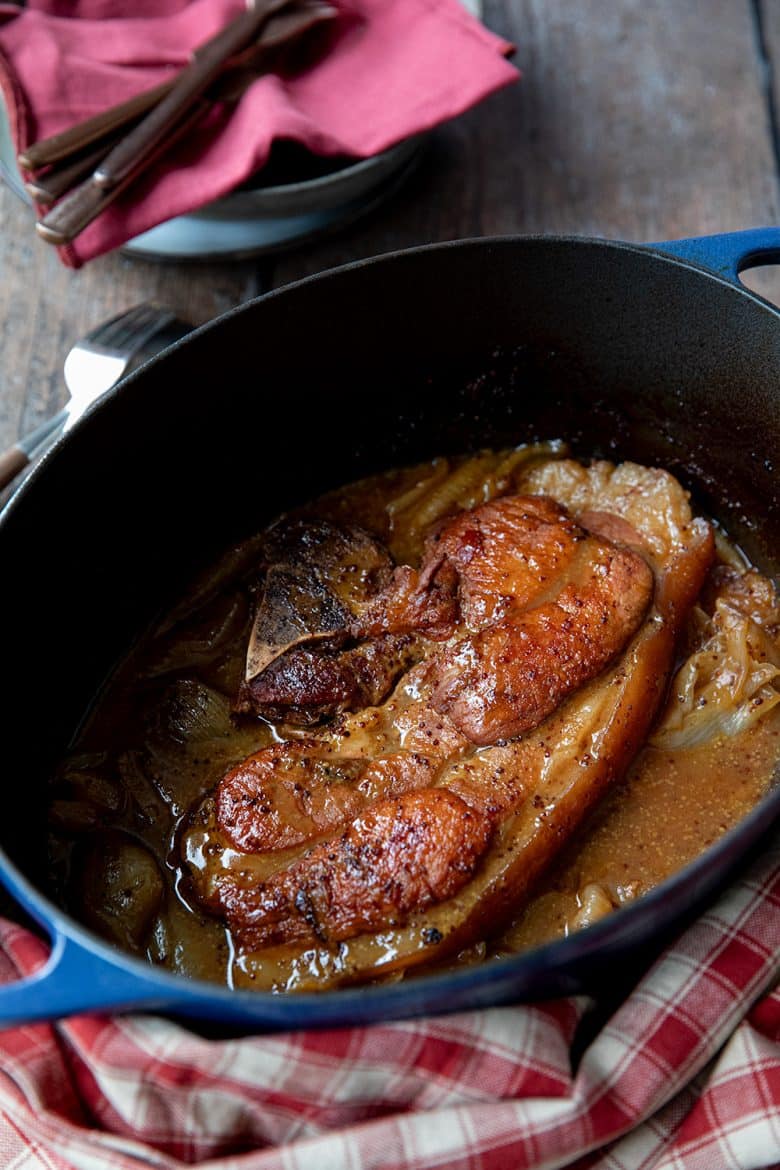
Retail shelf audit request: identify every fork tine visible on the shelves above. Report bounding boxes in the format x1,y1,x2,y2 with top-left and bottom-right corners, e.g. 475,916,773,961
113,307,179,354
87,304,163,351
62,303,192,402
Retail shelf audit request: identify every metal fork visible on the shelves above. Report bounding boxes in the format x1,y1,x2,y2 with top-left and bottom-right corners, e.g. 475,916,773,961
0,303,193,492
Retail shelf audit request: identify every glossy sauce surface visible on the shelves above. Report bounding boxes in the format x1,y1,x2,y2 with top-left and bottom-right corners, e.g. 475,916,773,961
47,445,779,990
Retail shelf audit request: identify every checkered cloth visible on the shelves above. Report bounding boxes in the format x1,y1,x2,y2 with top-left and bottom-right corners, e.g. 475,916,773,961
0,836,777,1170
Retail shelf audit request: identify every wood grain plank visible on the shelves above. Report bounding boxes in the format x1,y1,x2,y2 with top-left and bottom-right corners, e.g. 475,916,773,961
0,190,270,448
272,0,780,290
757,0,780,157
747,0,780,305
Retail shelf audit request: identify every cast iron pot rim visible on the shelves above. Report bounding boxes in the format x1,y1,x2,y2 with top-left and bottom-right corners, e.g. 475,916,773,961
10,230,779,504
2,231,779,1018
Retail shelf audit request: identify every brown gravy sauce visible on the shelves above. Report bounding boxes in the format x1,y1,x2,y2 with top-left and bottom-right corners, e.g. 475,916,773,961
47,446,779,990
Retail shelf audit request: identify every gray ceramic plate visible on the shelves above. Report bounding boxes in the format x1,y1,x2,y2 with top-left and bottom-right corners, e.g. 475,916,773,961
121,137,425,261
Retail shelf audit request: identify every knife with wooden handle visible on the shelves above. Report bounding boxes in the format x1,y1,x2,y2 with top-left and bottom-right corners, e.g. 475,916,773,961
35,1,337,245
18,0,305,175
26,142,117,205
93,0,294,191
18,80,175,173
20,1,293,174
0,413,65,492
24,3,326,203
35,102,210,245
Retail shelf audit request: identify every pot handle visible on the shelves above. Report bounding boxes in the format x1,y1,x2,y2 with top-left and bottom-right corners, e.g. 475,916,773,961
0,927,169,1028
650,227,780,284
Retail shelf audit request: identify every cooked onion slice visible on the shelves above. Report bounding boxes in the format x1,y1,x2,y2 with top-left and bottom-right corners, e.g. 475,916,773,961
652,599,780,749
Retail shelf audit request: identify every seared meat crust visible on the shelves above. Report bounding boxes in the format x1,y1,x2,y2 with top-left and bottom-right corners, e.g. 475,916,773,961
218,789,493,949
238,520,410,721
240,496,652,739
217,742,437,853
423,494,587,630
355,495,654,745
352,495,584,639
429,540,653,744
242,634,417,726
349,562,459,641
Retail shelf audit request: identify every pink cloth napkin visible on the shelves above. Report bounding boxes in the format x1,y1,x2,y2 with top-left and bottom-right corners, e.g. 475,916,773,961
0,837,777,1169
0,0,518,267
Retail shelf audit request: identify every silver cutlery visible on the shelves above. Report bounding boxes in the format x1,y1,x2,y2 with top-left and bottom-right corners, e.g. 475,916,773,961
0,303,193,492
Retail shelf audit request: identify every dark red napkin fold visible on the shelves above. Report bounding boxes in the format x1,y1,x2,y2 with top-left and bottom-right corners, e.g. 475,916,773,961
0,0,518,266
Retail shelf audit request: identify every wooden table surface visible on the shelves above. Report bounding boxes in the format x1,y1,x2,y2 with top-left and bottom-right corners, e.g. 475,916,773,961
1,0,780,457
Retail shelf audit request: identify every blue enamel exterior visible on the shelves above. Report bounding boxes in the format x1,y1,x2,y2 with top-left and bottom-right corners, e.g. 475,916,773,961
652,227,780,282
1,227,779,1031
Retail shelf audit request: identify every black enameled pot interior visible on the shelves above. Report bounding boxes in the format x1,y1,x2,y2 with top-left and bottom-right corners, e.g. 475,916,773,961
1,236,778,1001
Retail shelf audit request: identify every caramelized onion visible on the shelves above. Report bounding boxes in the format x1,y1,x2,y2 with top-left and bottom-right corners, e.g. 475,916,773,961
652,600,780,749
388,442,567,563
144,595,248,680
76,832,163,953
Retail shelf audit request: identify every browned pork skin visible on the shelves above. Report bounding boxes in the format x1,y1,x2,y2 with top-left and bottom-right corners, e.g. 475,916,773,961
352,494,586,638
429,540,654,744
217,743,438,853
216,788,493,949
353,496,653,745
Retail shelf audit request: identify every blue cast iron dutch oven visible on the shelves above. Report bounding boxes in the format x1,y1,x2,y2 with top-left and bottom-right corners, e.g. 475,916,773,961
0,228,778,1031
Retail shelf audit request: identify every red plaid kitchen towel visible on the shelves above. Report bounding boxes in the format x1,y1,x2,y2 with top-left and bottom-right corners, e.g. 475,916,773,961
0,834,777,1169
